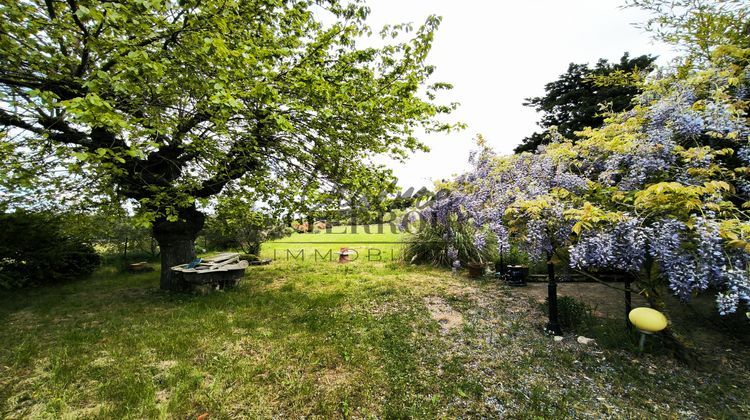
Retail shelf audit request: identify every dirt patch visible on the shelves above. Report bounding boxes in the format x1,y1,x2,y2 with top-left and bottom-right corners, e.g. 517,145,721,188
522,282,648,319
155,360,178,371
402,272,477,297
316,366,350,387
424,296,464,333
156,389,169,404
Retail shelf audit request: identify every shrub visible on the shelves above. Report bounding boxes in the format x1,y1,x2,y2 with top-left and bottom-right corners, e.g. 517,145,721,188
542,296,595,331
238,253,259,262
203,201,293,254
495,245,530,268
202,217,241,250
0,212,101,288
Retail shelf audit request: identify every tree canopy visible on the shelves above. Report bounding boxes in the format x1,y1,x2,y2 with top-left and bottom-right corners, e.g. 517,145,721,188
515,53,656,153
0,0,457,289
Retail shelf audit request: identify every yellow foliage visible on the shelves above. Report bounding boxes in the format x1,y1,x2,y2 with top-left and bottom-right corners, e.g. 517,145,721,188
563,201,625,235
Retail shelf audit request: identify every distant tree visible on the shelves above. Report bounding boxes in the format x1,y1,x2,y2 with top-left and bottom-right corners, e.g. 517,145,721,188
207,195,288,256
390,186,432,210
0,0,458,290
100,210,157,263
515,53,656,153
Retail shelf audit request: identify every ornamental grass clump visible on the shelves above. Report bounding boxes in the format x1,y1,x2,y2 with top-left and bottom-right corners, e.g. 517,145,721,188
403,217,495,268
402,192,496,267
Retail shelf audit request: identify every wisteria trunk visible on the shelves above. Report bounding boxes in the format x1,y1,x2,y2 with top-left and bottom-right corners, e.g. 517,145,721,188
645,286,699,366
546,251,562,335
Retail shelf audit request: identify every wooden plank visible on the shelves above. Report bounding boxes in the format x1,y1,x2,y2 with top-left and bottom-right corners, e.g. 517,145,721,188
204,253,239,263
209,256,240,270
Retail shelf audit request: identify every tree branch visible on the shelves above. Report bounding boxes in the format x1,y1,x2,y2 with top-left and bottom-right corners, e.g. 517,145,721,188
0,109,44,134
0,76,84,100
65,0,89,38
194,153,262,198
99,13,190,73
44,0,57,19
0,108,91,146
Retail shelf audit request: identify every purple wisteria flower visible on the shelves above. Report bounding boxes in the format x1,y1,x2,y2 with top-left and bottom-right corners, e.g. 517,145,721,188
570,214,750,314
447,246,458,262
409,71,750,316
473,232,487,251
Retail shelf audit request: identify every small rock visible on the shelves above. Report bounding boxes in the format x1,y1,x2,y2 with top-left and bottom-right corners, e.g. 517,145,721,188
553,336,564,342
577,336,595,345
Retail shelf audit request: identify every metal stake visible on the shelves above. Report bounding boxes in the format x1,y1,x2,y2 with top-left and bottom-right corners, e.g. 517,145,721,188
638,332,647,353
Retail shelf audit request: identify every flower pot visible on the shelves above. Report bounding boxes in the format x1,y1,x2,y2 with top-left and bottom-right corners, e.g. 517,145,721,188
506,265,528,286
467,262,485,278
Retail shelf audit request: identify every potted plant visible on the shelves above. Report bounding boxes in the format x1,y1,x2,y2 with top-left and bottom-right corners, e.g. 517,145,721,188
467,260,486,278
498,246,529,285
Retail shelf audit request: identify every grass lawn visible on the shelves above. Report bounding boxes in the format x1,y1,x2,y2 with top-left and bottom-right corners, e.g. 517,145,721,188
1,226,749,418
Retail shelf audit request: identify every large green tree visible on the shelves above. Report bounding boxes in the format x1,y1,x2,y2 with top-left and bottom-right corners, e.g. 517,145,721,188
515,53,656,153
0,0,456,289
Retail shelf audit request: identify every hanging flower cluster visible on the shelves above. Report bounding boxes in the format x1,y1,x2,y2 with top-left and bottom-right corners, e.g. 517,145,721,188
569,217,648,272
564,58,750,314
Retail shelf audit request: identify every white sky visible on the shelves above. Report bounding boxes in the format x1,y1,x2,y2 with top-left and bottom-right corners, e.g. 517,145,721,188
364,0,678,189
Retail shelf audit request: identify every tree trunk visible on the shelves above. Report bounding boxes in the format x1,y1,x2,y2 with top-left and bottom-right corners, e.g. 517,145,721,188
644,286,700,366
152,207,206,291
306,214,314,232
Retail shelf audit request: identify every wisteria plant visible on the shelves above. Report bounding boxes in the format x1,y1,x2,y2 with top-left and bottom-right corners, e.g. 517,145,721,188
413,55,750,319
405,0,750,321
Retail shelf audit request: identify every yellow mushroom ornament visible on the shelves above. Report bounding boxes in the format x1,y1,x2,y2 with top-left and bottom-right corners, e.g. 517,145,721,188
628,307,668,352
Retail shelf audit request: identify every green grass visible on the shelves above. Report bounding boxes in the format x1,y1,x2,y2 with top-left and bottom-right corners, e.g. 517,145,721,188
1,226,749,418
262,223,404,264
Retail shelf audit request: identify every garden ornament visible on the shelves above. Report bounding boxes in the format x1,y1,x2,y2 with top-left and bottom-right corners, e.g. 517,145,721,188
628,307,668,352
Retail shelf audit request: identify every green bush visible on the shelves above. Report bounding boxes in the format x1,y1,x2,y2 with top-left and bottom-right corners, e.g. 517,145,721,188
542,296,594,331
502,246,529,266
201,217,241,251
238,253,259,262
203,200,294,254
0,212,101,288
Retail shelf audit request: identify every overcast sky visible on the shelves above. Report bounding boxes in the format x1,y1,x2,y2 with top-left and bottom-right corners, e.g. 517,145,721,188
364,0,678,189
